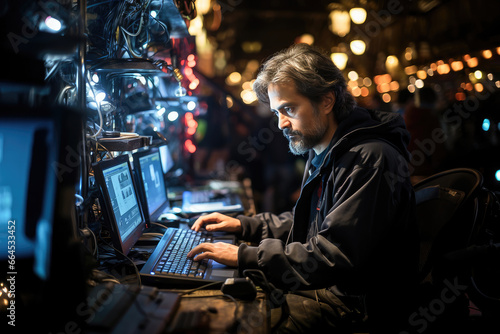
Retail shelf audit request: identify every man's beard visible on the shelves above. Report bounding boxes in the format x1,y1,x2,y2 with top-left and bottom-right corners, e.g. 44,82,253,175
283,118,327,155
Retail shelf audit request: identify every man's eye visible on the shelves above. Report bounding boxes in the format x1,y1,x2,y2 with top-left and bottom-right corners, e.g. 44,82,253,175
283,106,293,114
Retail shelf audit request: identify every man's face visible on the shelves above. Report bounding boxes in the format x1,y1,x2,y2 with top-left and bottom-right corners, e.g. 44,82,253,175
268,82,328,155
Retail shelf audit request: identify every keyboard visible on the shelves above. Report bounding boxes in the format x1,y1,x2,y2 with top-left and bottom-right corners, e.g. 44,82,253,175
182,189,244,214
139,227,239,287
153,229,212,277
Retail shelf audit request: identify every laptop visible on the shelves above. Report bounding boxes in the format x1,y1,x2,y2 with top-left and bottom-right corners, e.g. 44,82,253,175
93,154,146,255
181,186,245,215
133,147,244,217
93,154,239,288
132,148,178,223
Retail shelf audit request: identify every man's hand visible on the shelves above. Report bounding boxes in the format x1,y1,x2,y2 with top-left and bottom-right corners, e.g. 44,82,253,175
191,212,242,233
187,242,239,267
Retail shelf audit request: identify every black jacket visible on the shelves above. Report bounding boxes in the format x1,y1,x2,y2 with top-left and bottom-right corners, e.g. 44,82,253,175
237,107,419,313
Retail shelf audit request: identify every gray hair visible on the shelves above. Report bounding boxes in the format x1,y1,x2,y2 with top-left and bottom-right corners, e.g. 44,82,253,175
253,43,356,122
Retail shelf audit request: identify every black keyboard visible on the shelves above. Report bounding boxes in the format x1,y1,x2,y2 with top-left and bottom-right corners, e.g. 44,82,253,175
153,229,212,277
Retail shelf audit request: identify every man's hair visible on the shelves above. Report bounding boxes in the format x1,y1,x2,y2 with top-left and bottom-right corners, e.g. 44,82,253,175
253,43,356,122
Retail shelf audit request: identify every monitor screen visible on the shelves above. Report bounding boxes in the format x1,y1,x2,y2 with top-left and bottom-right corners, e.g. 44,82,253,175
137,150,168,215
159,144,174,174
0,119,55,278
94,155,145,255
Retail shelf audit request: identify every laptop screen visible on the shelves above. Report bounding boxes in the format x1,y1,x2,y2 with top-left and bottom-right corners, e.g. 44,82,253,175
94,155,145,255
137,150,168,215
159,144,175,175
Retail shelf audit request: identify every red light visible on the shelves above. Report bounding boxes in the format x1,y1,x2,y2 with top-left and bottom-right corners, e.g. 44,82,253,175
184,139,196,153
187,54,195,62
184,67,193,76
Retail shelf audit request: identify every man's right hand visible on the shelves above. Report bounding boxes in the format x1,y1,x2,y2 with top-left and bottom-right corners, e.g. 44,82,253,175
190,212,242,233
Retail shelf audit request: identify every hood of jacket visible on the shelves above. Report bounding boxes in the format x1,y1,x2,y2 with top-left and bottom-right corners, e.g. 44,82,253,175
311,106,411,173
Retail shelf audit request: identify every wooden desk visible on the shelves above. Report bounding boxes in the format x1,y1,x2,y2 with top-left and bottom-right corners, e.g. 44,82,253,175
165,289,269,334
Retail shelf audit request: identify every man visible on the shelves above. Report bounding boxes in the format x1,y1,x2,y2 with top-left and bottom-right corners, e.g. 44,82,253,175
188,43,419,333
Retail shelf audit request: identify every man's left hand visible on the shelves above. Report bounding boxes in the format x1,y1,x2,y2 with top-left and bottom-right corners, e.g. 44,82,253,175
187,242,239,267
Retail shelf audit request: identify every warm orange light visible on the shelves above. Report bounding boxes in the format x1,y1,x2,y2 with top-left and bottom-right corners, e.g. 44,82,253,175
437,64,450,75
416,70,427,80
467,57,478,68
380,83,391,93
451,61,464,71
482,50,493,59
475,83,484,92
382,93,391,103
389,81,400,91
351,86,361,97
404,65,418,75
348,80,358,88
360,87,369,97
455,92,466,101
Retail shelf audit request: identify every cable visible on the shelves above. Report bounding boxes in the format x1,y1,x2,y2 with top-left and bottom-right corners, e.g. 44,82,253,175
85,71,104,139
57,85,76,104
471,276,500,302
75,193,84,207
178,281,223,296
121,29,143,58
120,15,144,37
149,222,169,229
98,235,142,286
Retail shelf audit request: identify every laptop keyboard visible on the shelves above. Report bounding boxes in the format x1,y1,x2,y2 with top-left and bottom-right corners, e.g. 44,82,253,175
154,229,212,277
190,190,219,203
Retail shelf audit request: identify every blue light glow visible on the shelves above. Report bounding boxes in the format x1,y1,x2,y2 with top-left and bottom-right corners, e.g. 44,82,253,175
482,118,490,131
45,16,62,32
496,170,500,182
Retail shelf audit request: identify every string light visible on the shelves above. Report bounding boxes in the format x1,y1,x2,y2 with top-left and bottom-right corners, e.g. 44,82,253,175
349,8,367,24
350,40,366,55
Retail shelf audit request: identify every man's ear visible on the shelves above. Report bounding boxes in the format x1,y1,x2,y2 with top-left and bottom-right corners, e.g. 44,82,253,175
321,91,336,115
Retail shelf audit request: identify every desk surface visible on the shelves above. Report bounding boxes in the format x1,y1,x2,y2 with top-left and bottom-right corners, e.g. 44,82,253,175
166,289,269,334
83,283,269,334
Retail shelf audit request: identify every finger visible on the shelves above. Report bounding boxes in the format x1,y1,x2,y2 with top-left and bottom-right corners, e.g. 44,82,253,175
193,252,212,262
187,242,212,258
204,221,226,232
191,213,220,231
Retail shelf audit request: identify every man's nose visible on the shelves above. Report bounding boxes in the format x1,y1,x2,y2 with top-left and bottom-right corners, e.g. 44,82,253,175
277,113,290,130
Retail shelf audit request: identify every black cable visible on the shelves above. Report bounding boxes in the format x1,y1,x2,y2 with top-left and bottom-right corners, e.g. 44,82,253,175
98,235,142,286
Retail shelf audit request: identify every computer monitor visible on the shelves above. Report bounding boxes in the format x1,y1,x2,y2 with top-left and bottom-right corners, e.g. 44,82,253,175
132,148,169,220
0,105,87,332
0,118,55,278
158,143,175,175
93,154,146,255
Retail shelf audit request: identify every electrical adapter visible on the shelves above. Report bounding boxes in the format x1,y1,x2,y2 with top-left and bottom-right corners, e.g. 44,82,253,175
221,277,257,300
